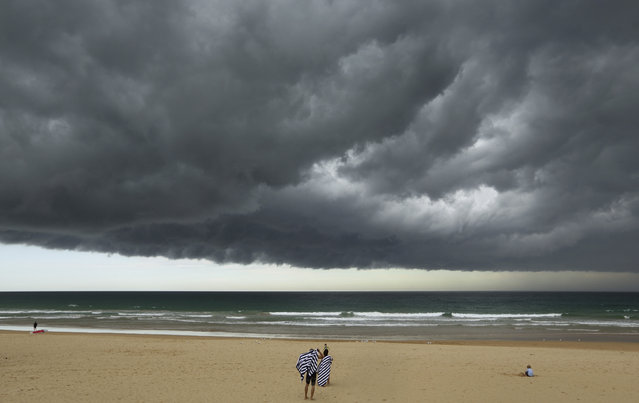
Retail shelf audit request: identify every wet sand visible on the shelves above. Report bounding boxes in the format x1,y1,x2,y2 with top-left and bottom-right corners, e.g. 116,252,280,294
1,331,638,402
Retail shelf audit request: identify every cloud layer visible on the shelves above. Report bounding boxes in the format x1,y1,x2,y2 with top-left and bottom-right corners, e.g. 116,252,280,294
2,0,638,271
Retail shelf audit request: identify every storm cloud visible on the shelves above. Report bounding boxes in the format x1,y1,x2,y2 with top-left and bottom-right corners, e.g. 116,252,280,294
1,0,638,271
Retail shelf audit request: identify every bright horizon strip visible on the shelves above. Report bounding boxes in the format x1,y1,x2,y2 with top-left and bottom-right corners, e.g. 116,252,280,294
1,244,639,292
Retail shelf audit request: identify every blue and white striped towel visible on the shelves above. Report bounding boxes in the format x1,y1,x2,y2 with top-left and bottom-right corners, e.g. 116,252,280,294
317,355,332,386
296,349,319,381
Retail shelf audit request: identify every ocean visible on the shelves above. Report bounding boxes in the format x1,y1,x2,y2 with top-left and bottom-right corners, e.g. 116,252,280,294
1,292,638,342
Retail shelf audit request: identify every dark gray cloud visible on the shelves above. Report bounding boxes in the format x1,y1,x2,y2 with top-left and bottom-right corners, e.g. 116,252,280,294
1,0,638,271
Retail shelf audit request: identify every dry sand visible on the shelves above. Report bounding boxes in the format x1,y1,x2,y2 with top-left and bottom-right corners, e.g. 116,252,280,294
1,331,638,402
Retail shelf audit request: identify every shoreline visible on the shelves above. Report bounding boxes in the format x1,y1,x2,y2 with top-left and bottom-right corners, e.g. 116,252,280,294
2,324,638,344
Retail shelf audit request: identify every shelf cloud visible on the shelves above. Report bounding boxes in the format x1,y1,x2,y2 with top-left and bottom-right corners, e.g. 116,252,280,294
1,0,638,271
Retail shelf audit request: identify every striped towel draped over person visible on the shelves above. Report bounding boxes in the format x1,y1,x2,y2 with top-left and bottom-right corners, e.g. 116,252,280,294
317,355,333,386
296,349,320,381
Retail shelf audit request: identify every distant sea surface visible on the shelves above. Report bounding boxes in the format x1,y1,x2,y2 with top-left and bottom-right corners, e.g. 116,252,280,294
1,292,638,342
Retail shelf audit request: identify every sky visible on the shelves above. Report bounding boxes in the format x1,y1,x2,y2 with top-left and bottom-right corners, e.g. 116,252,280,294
1,1,638,291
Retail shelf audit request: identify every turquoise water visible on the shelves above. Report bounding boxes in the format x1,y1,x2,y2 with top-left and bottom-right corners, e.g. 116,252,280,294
1,292,638,341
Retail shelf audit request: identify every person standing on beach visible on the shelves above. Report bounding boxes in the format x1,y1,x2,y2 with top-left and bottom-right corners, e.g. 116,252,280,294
296,348,324,400
33,321,37,331
317,346,333,387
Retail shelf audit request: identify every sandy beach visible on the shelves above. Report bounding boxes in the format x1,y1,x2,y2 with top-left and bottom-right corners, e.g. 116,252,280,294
1,331,638,402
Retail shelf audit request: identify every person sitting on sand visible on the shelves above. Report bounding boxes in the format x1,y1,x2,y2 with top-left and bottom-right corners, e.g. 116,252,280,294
520,364,534,377
296,348,324,400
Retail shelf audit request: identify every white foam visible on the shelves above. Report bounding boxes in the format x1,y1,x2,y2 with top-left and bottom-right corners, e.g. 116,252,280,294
354,312,445,318
269,311,343,317
0,325,287,339
451,313,562,319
